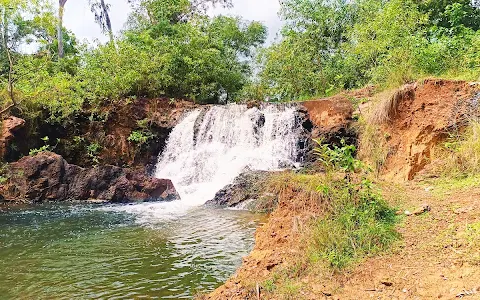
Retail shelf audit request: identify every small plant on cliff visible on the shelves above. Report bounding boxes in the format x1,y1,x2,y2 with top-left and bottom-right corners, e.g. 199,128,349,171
87,142,102,165
314,138,363,173
128,130,155,147
29,137,57,156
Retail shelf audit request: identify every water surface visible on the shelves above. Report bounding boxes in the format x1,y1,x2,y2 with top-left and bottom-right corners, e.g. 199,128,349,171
0,203,263,299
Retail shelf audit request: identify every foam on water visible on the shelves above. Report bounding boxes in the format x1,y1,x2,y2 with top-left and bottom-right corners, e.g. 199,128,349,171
104,104,303,222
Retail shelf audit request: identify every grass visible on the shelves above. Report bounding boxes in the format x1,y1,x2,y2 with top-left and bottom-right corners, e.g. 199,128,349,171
435,121,480,177
356,118,389,176
423,175,480,199
418,121,480,197
309,176,399,269
264,170,399,271
368,83,416,125
354,83,416,175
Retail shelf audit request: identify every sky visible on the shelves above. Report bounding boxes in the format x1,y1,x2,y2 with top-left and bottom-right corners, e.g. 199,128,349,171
62,0,283,45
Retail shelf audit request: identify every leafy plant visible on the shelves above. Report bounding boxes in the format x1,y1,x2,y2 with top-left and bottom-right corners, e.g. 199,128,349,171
128,130,155,147
29,136,56,156
311,176,399,269
86,142,102,164
313,138,362,173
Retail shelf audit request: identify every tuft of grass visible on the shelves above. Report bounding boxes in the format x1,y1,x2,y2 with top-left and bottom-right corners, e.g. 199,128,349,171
369,83,416,125
436,121,480,178
278,280,302,300
357,118,389,175
263,279,276,293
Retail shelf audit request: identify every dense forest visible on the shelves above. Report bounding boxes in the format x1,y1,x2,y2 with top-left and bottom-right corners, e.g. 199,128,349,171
2,0,480,125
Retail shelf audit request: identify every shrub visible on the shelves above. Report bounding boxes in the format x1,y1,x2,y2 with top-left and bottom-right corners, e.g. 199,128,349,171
313,138,362,173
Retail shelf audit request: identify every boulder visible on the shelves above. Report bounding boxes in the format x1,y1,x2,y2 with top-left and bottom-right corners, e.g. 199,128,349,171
206,170,277,211
300,98,354,136
0,116,25,159
1,152,179,203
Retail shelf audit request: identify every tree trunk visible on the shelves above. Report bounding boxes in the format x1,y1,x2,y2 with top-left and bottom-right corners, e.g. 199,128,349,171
58,0,67,59
100,0,114,43
1,7,16,113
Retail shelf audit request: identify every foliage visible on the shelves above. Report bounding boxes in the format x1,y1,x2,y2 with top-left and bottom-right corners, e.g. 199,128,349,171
308,138,398,269
29,136,54,156
253,0,480,101
0,0,267,128
86,142,102,165
313,138,362,173
128,130,155,147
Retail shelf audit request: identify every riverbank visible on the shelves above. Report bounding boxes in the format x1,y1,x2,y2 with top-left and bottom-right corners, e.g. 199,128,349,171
204,79,480,299
205,179,480,299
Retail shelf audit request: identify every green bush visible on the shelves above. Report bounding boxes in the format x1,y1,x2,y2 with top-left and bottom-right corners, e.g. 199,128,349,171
128,130,155,147
313,138,362,173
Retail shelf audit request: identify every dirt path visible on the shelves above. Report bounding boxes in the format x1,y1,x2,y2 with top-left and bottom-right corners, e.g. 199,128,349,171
324,183,480,299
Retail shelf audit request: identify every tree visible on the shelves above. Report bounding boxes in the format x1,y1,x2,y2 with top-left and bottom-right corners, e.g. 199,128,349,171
417,0,480,31
1,5,16,112
89,0,114,42
127,0,232,26
57,0,67,58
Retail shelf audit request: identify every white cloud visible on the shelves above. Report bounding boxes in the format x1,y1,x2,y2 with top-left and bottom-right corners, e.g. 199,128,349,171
61,0,282,44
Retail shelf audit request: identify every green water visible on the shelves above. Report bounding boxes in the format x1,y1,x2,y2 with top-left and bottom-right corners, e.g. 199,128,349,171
0,203,262,299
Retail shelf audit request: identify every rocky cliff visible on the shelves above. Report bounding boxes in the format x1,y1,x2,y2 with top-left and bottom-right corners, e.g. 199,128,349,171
0,152,179,204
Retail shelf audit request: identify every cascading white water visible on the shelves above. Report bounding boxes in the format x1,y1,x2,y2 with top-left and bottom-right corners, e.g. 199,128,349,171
101,103,304,222
155,104,303,206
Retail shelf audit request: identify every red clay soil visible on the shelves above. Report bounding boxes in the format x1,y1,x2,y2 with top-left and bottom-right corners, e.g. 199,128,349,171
379,79,480,181
301,86,374,137
205,182,480,300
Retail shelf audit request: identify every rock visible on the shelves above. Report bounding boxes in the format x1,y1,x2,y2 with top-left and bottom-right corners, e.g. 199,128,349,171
381,280,393,287
300,98,353,135
206,170,277,210
0,152,179,203
299,98,357,163
0,116,25,159
413,204,431,215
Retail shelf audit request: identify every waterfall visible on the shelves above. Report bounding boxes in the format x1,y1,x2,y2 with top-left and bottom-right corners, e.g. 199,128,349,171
154,104,304,206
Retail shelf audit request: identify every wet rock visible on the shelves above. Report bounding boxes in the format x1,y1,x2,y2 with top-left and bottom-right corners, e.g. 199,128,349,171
1,152,179,203
206,170,276,209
